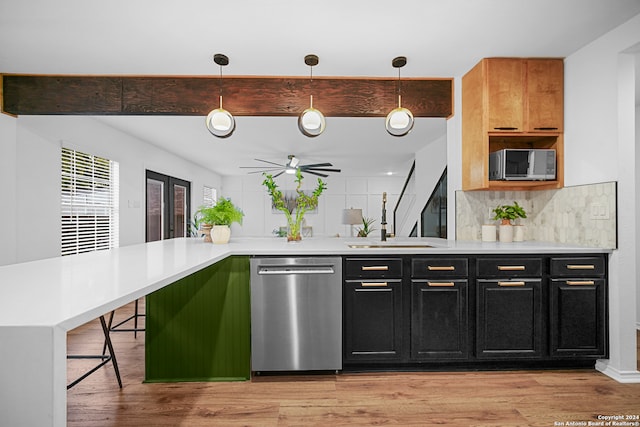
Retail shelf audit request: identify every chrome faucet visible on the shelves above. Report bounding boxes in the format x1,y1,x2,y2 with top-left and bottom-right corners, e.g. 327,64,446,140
381,192,387,241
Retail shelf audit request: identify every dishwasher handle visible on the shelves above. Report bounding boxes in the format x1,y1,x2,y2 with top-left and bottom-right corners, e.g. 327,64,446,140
257,265,335,275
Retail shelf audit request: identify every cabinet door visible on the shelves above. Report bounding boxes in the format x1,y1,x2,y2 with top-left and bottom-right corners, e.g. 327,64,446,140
550,279,607,358
526,59,564,132
486,58,525,131
411,280,468,360
343,279,403,362
476,279,543,359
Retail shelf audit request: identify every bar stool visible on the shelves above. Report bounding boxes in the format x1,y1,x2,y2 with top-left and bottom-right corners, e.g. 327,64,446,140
107,297,145,337
67,314,122,389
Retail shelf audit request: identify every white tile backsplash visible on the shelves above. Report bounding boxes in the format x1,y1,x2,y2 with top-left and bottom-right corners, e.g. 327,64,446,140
456,181,617,248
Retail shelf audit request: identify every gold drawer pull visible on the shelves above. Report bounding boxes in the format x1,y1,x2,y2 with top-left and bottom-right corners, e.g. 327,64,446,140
428,266,455,271
361,282,388,287
566,280,595,286
567,264,595,270
362,265,389,271
498,281,526,287
497,265,526,271
428,282,455,287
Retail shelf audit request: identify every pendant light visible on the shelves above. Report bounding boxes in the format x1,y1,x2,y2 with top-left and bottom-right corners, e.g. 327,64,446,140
206,53,235,138
298,54,326,137
385,56,414,137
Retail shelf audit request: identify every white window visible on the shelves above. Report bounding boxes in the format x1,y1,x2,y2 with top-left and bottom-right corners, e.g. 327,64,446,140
203,185,217,207
61,147,119,256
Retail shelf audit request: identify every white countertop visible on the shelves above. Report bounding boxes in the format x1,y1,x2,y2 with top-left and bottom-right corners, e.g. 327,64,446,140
0,237,610,330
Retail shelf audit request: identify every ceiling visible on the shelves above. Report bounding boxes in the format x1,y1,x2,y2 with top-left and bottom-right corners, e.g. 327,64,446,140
2,1,640,177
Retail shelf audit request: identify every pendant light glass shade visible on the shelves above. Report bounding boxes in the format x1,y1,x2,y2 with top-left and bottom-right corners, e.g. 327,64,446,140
298,95,326,137
385,56,414,137
206,53,235,138
206,95,235,138
299,54,325,137
385,95,414,136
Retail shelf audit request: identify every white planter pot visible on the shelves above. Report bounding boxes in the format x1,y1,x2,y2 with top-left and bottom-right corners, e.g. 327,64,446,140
499,224,513,243
481,224,497,242
211,225,231,244
513,225,525,242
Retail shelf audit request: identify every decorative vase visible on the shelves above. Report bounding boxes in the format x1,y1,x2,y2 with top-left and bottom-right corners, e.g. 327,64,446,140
211,225,231,244
513,225,525,242
201,224,213,243
481,224,497,242
499,220,513,243
287,233,302,242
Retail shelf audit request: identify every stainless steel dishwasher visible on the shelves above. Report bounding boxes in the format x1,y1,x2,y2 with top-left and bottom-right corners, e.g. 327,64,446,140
250,256,342,372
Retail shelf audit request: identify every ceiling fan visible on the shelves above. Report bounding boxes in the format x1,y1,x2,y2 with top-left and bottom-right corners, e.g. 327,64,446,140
240,154,341,178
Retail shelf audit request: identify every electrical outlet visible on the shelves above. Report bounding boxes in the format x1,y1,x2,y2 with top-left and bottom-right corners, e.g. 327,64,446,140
590,204,609,220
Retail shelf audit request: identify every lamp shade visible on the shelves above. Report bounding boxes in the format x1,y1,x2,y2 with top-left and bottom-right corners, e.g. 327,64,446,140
342,208,363,225
206,106,235,138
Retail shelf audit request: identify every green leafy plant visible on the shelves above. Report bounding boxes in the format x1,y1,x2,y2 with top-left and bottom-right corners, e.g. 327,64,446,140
357,216,376,237
492,201,527,224
262,169,326,240
197,197,244,226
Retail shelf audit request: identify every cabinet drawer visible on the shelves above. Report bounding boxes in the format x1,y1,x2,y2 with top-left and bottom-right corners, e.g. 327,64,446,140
344,258,403,278
477,257,542,277
550,256,605,277
411,258,468,278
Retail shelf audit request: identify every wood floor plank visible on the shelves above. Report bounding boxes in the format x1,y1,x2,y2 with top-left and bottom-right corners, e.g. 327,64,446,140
67,301,640,426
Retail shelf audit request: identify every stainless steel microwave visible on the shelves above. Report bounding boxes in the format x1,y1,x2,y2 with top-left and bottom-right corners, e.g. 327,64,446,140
489,148,556,181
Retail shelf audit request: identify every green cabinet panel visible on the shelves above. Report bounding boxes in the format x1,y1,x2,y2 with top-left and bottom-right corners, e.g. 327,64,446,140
145,256,250,382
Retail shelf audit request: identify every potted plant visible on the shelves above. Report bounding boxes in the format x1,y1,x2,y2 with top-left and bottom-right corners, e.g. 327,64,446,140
356,216,376,237
196,197,244,244
492,201,527,242
262,169,326,242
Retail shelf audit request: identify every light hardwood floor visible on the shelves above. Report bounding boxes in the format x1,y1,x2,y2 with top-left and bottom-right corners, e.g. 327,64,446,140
67,300,640,426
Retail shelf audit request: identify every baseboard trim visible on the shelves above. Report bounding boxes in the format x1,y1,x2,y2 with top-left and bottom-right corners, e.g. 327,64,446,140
595,360,640,383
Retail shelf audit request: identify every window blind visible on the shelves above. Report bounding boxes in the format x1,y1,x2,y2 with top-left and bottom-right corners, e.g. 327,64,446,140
203,185,217,207
61,148,119,256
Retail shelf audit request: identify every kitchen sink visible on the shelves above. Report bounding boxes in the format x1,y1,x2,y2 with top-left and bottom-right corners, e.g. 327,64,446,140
347,243,434,249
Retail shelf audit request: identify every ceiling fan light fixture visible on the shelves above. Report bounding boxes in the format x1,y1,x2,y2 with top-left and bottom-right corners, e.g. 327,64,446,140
385,56,414,137
299,54,326,137
206,53,235,138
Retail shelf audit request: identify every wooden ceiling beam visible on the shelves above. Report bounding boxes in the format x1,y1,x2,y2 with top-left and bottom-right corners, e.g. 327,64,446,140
1,74,453,118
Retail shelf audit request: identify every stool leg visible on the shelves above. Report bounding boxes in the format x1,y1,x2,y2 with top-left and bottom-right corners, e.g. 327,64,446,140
100,315,122,388
134,299,139,339
102,310,115,356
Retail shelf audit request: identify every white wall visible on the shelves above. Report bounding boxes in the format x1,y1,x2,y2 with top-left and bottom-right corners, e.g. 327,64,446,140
222,172,405,238
6,116,223,263
564,13,640,381
0,114,17,266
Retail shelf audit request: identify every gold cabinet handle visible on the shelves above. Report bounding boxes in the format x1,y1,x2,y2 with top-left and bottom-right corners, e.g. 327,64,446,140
362,265,389,271
428,282,455,287
567,265,595,270
566,280,595,286
498,281,526,287
497,265,526,271
428,266,455,271
361,282,388,287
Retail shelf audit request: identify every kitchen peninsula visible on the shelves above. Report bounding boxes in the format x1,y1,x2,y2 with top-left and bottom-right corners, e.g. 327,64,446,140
0,237,610,427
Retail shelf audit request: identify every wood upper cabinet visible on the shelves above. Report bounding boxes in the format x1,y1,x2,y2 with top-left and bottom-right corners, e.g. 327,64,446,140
486,58,563,132
462,57,564,191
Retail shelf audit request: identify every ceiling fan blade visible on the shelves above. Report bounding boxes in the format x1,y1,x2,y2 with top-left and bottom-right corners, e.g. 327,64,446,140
246,167,285,174
254,159,286,167
272,171,285,178
239,166,286,169
303,170,329,178
303,167,341,173
299,162,333,168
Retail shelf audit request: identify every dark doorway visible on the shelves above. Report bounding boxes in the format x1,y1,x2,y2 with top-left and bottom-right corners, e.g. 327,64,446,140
145,170,191,242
